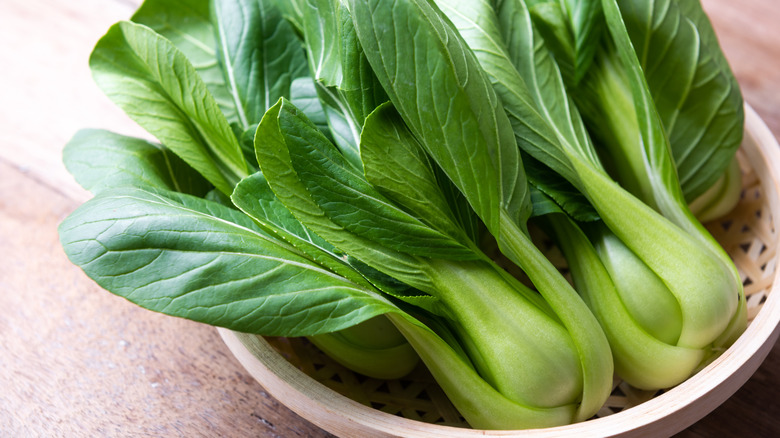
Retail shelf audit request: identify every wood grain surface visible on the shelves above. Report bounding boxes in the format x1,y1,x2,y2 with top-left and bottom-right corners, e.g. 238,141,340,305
0,0,776,436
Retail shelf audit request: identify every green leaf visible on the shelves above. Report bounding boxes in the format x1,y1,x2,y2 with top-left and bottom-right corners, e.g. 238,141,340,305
494,0,601,172
256,99,436,293
436,166,484,244
599,0,722,242
231,122,260,171
131,0,237,123
204,187,234,207
524,0,576,76
522,0,604,85
90,21,248,196
336,5,389,130
619,0,744,201
232,171,372,287
434,0,599,216
431,0,599,206
232,171,445,314
269,0,307,34
59,187,400,337
313,82,363,168
360,103,477,248
133,0,309,130
302,0,343,87
268,98,478,260
289,76,331,136
211,0,308,129
525,155,599,222
63,129,211,197
563,0,604,83
349,0,529,236
528,185,564,218
299,2,388,170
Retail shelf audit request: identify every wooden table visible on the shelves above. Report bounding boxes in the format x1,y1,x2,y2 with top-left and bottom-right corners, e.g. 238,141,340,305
1,0,777,436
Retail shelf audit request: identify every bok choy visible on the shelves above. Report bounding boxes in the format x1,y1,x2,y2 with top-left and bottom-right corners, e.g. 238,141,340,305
57,0,746,430
426,0,745,388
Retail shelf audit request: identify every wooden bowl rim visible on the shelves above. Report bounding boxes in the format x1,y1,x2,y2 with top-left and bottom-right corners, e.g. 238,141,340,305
218,103,780,438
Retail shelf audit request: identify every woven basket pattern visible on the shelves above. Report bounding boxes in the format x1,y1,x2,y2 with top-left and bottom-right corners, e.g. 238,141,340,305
263,148,775,427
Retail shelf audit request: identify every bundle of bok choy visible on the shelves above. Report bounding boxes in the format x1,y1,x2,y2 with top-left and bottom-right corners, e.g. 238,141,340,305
59,0,745,430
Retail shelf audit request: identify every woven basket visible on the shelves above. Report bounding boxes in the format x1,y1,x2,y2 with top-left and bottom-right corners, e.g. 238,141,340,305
218,104,780,437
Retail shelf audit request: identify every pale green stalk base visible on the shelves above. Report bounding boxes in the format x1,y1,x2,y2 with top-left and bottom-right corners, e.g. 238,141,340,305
387,313,577,430
497,210,614,422
547,214,708,390
422,257,583,409
689,156,743,223
308,316,421,380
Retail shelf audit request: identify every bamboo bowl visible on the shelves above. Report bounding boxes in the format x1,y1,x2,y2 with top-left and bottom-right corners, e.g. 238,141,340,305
218,104,780,437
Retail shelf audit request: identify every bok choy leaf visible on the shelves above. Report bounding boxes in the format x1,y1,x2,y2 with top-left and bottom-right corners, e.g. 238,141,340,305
90,21,248,196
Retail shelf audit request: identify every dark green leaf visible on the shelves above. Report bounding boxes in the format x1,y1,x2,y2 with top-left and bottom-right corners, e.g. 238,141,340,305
336,5,389,130
528,185,564,218
290,77,331,135
232,171,374,287
63,129,211,197
256,98,437,293
212,0,308,129
272,99,478,260
435,0,600,207
524,0,576,78
231,122,260,172
131,0,236,123
494,0,601,173
360,103,476,248
619,0,743,201
524,155,599,222
349,0,529,236
59,187,400,337
313,82,363,168
563,0,604,83
233,173,445,312
90,21,248,195
522,0,604,85
269,0,307,35
299,2,388,170
302,0,343,87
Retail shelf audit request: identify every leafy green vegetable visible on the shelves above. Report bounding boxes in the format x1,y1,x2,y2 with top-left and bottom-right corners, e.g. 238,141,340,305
349,0,613,423
131,0,236,121
59,0,748,430
427,0,744,385
211,0,308,128
63,129,212,197
251,96,611,426
558,0,744,204
361,102,482,244
60,187,400,336
297,0,389,169
542,211,708,389
90,20,248,195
